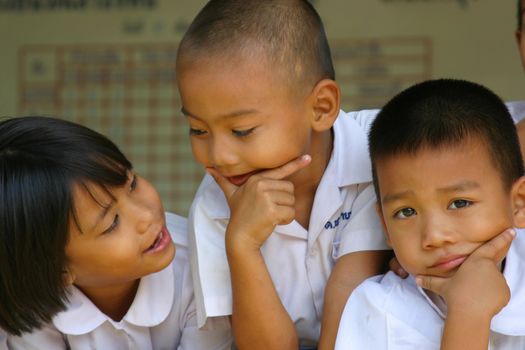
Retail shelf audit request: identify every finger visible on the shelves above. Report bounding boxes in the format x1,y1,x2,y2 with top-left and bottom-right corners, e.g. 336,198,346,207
266,190,295,207
258,154,312,180
247,178,295,194
415,275,449,295
472,229,516,264
274,205,296,225
389,256,409,278
207,167,238,200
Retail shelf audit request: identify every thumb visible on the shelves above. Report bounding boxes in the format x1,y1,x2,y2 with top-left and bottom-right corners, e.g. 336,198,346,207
415,275,448,295
207,167,238,200
471,228,516,264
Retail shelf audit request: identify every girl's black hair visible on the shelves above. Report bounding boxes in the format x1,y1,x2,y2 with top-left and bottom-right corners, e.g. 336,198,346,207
0,116,132,335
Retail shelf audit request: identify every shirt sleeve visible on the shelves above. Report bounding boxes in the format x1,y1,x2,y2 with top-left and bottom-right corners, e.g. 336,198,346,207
335,274,441,350
178,314,232,350
335,277,389,349
336,183,390,257
187,175,232,327
176,225,233,350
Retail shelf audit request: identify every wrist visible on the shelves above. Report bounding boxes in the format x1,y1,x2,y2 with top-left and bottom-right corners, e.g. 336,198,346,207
225,228,262,255
446,303,495,324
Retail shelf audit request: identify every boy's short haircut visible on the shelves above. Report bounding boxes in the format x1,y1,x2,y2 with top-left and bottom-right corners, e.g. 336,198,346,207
0,116,132,335
176,0,335,93
369,79,525,201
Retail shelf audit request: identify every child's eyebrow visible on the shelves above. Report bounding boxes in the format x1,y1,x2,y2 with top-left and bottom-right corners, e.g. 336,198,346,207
382,190,412,205
181,106,259,121
436,180,480,194
382,180,481,204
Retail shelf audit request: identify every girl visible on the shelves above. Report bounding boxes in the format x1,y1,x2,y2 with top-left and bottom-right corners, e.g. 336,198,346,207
0,116,232,349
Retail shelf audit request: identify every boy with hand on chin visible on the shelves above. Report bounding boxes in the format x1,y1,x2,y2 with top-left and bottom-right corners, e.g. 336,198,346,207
176,0,390,348
335,79,525,349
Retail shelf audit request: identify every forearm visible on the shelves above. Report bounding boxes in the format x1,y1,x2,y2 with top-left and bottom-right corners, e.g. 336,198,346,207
441,309,491,350
318,250,390,350
226,238,297,350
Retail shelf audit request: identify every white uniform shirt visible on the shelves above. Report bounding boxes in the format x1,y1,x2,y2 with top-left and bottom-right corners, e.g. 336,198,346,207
335,229,525,350
336,102,525,133
6,213,232,350
189,110,389,346
0,329,6,350
507,100,525,123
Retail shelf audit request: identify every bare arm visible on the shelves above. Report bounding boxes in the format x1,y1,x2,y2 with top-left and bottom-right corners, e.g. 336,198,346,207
440,307,492,350
318,250,390,350
227,235,297,350
209,156,311,349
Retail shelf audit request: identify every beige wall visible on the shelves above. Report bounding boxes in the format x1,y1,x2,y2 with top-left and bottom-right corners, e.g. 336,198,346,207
0,0,521,215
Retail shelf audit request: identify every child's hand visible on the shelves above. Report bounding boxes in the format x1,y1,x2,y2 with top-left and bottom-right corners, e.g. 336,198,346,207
389,255,408,279
208,155,311,250
416,229,515,318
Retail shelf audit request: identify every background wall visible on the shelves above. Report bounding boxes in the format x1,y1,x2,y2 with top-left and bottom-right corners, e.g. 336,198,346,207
0,0,521,215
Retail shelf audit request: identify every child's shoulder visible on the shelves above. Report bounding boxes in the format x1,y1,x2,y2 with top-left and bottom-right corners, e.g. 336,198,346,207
336,272,442,349
351,271,418,304
0,328,6,350
505,100,525,123
347,271,442,328
341,108,380,133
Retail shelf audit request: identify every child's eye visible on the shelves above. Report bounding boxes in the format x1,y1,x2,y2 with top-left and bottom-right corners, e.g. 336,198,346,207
130,174,137,192
448,199,473,210
394,207,416,219
232,127,256,137
102,214,119,234
189,128,207,136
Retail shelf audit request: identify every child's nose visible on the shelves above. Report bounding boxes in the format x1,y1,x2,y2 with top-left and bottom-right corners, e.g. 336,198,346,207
421,216,456,249
209,137,238,167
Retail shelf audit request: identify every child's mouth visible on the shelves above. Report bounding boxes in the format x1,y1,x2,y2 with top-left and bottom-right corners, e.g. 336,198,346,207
226,171,259,186
144,227,172,254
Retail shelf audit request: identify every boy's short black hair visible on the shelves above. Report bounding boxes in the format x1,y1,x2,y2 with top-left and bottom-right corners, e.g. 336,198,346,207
176,0,335,92
369,79,524,202
0,116,131,335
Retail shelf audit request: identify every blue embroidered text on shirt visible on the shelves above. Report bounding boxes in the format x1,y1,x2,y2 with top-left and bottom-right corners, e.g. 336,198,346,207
324,211,351,229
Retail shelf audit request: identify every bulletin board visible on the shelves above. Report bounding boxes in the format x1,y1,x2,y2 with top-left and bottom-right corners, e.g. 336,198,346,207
0,0,521,215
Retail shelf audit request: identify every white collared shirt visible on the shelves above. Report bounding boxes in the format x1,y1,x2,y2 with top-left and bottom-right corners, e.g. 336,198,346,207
7,213,232,350
188,110,389,345
335,229,525,350
506,100,525,123
335,102,525,132
0,329,6,350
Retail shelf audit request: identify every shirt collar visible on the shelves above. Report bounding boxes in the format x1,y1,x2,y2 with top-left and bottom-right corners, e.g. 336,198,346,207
53,262,175,335
331,110,374,187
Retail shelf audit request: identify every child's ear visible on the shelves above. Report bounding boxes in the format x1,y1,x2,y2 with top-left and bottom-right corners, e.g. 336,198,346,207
511,176,525,228
376,203,392,247
309,79,340,132
63,268,76,286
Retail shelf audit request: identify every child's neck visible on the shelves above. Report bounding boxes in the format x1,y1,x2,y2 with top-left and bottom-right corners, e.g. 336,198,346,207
77,279,140,321
292,129,334,229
